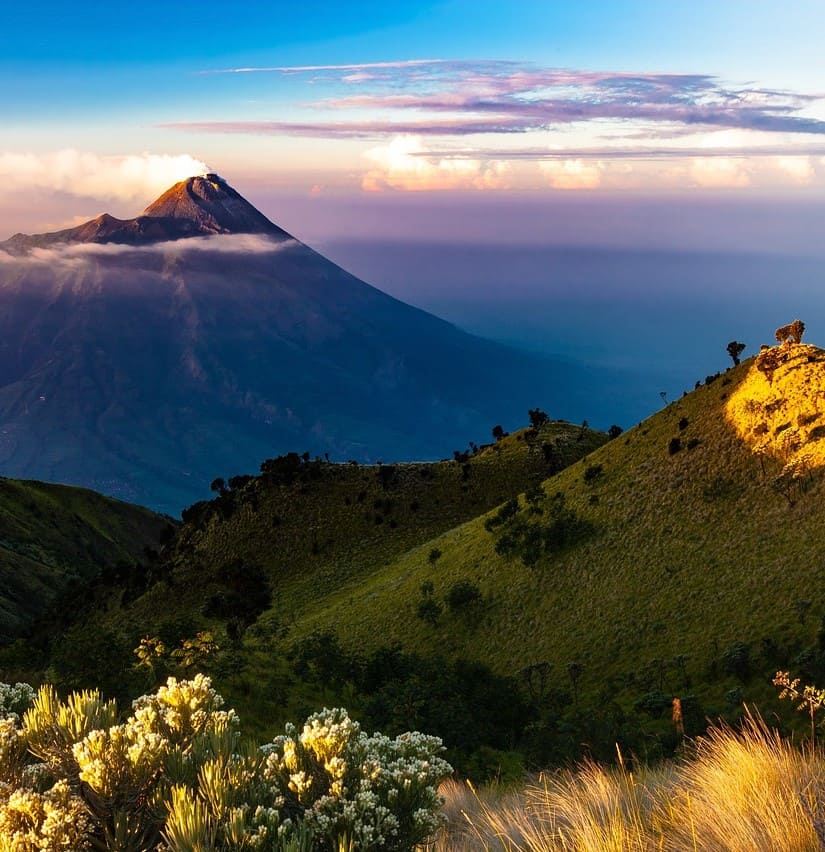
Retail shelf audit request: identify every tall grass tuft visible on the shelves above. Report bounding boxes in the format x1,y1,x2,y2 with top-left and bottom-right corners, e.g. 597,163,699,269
426,713,825,851
658,712,825,852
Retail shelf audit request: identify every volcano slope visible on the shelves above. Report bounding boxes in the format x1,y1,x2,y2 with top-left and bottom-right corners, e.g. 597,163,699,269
0,174,608,514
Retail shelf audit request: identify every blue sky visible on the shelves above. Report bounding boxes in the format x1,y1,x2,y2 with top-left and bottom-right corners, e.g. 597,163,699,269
2,1,825,246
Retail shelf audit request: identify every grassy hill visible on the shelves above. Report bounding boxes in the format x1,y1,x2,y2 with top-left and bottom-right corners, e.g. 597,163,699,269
54,418,603,637
0,478,171,640
284,344,825,720
11,344,825,771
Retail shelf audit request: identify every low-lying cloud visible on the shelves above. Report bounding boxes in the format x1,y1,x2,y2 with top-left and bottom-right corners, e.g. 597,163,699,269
0,151,210,203
0,234,298,268
362,136,511,192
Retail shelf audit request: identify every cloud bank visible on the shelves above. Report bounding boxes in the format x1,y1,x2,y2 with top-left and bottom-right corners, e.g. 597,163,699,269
0,151,210,203
0,234,297,268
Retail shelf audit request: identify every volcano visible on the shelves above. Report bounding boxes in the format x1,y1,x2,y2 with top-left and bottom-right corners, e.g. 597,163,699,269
0,175,603,513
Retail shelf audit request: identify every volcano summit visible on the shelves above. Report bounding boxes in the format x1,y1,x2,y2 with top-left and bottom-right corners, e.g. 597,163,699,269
0,176,600,513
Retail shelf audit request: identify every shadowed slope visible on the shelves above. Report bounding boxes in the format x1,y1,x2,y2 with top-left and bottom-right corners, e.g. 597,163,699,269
0,177,608,513
0,477,169,641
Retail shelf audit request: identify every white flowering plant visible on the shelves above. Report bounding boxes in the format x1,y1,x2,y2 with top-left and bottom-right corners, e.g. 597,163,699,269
261,707,451,850
0,678,451,850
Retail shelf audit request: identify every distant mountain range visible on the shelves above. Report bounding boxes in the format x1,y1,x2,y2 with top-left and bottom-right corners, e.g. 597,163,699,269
0,174,604,513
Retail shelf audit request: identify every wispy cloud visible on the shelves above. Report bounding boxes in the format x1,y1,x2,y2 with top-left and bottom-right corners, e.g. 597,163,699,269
0,151,210,203
199,59,447,75
167,60,825,141
0,234,297,267
406,146,825,161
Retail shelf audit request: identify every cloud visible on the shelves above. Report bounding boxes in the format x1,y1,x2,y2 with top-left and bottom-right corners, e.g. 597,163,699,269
407,145,825,161
0,151,210,203
158,118,523,139
199,59,447,75
540,159,604,190
166,60,825,141
361,136,511,192
690,158,752,188
0,234,297,267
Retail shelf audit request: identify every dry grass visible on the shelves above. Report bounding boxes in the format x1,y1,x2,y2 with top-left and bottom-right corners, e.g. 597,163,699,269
425,715,825,851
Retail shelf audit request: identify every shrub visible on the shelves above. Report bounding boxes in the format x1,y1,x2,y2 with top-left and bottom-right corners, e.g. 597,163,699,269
446,581,482,613
668,437,682,455
0,679,450,851
583,464,603,484
417,597,442,626
721,642,751,681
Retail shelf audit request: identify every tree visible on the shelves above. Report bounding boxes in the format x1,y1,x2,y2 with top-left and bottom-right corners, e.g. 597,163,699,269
528,408,550,428
607,424,623,440
492,424,506,441
726,340,746,366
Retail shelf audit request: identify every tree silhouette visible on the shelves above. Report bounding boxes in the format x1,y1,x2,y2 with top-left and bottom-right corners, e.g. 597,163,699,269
726,340,746,366
528,408,550,428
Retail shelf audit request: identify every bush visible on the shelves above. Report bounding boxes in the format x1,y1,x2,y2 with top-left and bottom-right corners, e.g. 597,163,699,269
417,597,443,626
668,437,682,455
446,581,482,613
0,678,451,851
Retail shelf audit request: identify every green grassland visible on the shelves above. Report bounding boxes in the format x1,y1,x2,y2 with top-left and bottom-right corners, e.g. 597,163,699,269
0,478,171,640
283,346,825,719
82,418,605,638
9,345,825,769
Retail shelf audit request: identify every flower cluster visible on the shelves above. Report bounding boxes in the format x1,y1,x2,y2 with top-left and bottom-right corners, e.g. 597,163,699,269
0,682,35,720
263,708,451,850
0,680,450,850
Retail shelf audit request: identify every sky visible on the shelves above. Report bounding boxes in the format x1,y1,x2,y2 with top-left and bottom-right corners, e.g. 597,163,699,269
2,0,825,251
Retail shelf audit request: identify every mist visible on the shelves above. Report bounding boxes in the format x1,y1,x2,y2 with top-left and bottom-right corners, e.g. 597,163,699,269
320,240,823,425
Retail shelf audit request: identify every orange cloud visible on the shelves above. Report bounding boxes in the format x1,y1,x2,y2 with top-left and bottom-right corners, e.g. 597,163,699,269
361,136,511,192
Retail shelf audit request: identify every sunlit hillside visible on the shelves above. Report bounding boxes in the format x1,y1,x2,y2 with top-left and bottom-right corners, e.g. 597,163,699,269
275,343,825,728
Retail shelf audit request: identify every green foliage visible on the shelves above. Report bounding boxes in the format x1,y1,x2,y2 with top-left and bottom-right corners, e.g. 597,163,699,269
417,597,442,626
445,581,482,613
486,491,594,567
721,642,751,682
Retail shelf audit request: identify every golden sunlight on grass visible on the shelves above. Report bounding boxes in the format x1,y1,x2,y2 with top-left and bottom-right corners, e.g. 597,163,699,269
426,715,825,851
725,343,825,473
